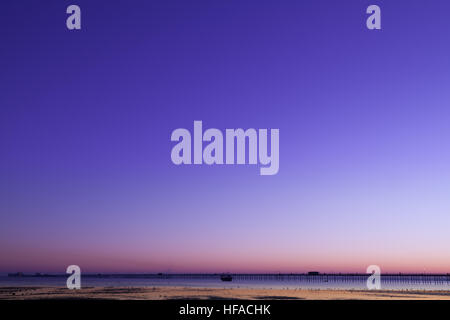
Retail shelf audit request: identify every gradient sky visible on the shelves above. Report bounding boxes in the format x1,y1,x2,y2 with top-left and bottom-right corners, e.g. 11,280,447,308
1,0,450,274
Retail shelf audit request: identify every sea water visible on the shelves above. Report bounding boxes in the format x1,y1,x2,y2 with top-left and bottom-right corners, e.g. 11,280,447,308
1,275,449,291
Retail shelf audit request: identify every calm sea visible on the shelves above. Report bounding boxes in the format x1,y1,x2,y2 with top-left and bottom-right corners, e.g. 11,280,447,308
1,275,450,291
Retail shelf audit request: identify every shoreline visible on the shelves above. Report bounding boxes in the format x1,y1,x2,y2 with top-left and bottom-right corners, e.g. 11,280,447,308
1,286,450,300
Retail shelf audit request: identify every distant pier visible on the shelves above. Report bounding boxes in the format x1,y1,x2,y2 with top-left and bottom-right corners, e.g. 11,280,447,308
144,273,450,285
7,272,450,285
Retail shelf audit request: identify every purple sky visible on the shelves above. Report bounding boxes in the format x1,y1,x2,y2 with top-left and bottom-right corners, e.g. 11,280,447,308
1,0,450,273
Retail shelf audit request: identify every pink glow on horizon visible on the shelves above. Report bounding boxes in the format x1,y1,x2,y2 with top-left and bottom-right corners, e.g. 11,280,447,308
2,243,449,274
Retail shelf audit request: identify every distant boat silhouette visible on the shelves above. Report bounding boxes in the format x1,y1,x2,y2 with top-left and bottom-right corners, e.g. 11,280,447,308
220,275,232,282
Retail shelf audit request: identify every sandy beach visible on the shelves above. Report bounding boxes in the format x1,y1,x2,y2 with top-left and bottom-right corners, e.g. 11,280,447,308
1,286,450,300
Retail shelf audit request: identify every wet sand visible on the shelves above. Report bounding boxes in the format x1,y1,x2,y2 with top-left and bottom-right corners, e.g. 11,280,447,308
1,286,450,300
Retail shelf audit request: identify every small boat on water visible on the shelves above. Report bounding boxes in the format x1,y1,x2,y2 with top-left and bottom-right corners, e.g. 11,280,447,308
220,275,232,282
